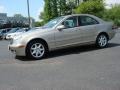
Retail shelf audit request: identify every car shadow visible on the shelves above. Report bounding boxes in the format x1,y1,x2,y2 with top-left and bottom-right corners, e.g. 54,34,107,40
16,43,120,61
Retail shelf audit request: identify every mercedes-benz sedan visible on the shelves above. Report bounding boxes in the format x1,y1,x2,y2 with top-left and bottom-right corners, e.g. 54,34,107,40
8,14,116,59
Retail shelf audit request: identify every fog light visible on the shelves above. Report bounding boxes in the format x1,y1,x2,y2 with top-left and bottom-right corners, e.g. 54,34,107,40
11,49,16,54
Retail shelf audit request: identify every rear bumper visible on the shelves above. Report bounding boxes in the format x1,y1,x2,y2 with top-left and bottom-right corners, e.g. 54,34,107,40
8,44,26,56
108,30,116,40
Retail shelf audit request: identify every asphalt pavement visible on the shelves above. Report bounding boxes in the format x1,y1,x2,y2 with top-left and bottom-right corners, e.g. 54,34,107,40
0,30,120,90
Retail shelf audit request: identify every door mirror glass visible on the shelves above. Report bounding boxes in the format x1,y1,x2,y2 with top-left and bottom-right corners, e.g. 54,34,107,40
56,25,65,30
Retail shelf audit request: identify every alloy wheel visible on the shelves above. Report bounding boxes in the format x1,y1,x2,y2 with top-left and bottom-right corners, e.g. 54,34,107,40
98,34,108,47
30,43,45,58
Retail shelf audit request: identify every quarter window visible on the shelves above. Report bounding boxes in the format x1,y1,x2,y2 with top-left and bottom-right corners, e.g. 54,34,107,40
78,16,99,26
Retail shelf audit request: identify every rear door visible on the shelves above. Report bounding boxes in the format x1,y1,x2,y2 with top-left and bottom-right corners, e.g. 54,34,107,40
77,16,100,42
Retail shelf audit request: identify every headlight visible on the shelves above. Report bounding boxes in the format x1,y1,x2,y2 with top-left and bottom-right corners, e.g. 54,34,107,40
11,35,23,45
13,35,22,40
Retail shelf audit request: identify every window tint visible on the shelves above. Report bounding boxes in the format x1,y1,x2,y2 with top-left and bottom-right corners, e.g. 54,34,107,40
78,16,99,26
63,16,77,28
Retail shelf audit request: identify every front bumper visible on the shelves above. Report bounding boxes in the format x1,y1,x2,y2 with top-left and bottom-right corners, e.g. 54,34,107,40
0,36,2,40
8,44,26,56
6,36,11,40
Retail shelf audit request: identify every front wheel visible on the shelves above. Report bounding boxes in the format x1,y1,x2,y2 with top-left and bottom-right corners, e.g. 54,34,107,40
26,40,48,59
96,34,108,48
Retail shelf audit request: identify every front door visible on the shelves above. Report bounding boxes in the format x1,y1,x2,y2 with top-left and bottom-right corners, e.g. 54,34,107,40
55,16,81,48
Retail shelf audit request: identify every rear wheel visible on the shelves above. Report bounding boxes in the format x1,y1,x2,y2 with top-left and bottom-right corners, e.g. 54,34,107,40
96,34,108,48
26,40,48,59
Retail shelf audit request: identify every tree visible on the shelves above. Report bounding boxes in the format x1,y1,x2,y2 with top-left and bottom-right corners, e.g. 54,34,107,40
65,0,76,14
13,14,23,18
39,12,45,20
35,21,44,27
42,0,77,22
74,0,105,17
51,0,58,17
41,0,89,22
75,0,81,6
43,0,58,22
58,0,67,15
103,4,120,26
44,0,52,22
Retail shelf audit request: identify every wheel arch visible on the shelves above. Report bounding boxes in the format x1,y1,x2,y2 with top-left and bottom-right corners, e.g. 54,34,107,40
97,32,109,40
26,38,49,51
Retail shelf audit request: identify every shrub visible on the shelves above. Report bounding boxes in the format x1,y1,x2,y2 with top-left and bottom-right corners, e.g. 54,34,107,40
74,0,105,18
35,21,44,27
103,4,120,26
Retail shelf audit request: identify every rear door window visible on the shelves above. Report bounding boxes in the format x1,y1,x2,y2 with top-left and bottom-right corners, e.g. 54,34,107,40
78,16,99,26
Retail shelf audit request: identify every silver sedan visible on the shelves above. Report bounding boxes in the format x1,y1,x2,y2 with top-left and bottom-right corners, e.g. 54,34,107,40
8,14,116,59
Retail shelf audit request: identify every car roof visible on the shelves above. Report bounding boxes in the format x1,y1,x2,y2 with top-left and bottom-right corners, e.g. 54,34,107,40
63,14,94,17
62,14,105,23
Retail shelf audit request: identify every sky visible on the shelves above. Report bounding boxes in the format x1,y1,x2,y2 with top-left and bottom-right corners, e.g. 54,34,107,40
0,0,120,21
0,0,44,21
106,0,120,5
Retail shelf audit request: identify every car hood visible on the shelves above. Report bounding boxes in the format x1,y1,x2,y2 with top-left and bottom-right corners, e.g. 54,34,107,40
21,28,51,37
13,28,53,40
7,32,24,36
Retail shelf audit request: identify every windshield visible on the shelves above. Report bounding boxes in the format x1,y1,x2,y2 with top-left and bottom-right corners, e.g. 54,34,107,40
16,29,25,32
42,16,64,29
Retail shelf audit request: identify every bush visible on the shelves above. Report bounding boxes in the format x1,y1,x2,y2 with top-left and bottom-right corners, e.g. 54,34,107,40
74,0,105,18
103,4,120,26
35,21,44,27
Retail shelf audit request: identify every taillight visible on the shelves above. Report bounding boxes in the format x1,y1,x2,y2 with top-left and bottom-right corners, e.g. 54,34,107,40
112,25,118,30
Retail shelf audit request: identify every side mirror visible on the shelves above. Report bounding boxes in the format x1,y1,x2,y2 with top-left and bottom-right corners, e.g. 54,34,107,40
56,25,65,31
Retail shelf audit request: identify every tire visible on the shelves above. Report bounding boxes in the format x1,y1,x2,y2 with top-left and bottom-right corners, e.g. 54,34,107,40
26,40,48,60
96,34,108,48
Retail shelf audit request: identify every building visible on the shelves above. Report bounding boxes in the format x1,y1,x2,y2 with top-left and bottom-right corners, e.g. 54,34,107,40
8,16,35,27
7,17,32,25
0,13,35,28
0,13,7,24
